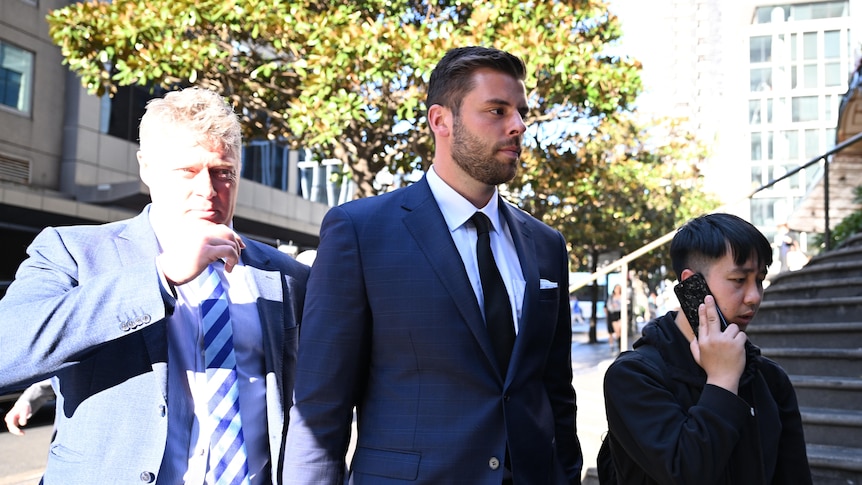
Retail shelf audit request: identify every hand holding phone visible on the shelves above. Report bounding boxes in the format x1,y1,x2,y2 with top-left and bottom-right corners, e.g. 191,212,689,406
673,273,728,336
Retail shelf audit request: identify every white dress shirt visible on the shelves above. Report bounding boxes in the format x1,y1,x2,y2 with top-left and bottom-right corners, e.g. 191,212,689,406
151,218,268,485
425,166,526,333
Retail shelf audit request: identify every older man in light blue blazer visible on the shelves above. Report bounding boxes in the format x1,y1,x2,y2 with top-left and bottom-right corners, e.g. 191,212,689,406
0,88,308,484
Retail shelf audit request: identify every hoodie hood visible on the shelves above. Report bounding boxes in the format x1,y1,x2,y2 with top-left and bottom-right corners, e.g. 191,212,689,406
634,311,762,388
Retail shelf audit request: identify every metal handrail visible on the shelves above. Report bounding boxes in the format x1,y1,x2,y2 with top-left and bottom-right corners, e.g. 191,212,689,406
571,129,862,349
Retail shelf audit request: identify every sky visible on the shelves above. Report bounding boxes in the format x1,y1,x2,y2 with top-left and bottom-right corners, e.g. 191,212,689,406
606,0,665,114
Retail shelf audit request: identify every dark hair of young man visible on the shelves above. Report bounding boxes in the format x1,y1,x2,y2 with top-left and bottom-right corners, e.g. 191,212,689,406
670,213,773,277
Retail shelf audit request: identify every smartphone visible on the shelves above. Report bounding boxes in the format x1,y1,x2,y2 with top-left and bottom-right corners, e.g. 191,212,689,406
673,273,728,336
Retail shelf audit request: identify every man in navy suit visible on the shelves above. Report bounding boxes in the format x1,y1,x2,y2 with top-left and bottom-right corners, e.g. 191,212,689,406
0,88,309,484
284,46,583,484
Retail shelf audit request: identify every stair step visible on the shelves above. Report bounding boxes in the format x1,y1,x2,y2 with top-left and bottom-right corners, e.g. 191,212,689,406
801,407,862,426
756,296,862,324
791,375,862,411
800,407,862,448
761,348,862,377
770,257,862,283
753,322,862,332
764,276,862,299
807,443,862,473
749,322,862,348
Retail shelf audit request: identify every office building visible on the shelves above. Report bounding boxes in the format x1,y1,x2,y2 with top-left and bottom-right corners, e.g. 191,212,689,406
0,0,344,289
614,0,861,246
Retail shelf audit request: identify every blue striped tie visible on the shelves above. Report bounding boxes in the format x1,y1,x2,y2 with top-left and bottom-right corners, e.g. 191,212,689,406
199,264,251,485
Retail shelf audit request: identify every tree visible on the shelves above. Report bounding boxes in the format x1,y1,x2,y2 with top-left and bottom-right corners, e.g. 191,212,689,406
516,114,720,342
47,0,641,198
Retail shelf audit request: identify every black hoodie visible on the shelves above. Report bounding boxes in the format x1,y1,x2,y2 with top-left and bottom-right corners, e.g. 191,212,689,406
602,312,812,485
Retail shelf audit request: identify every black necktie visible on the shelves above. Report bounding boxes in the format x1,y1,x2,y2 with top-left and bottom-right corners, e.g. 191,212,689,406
471,212,516,376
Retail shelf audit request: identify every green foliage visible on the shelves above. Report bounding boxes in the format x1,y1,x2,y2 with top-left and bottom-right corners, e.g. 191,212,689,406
812,185,862,249
47,0,715,276
47,0,641,198
515,115,720,277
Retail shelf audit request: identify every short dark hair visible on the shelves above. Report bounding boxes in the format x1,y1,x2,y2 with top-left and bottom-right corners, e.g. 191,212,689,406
670,213,773,277
426,46,526,116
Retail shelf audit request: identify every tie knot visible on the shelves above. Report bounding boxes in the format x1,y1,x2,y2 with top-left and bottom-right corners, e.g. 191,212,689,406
471,212,492,236
198,264,224,299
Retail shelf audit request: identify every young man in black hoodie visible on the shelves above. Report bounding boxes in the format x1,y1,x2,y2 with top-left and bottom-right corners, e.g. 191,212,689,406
602,213,811,484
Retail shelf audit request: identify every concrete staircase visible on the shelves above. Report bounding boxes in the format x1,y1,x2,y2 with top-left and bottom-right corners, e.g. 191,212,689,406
750,232,862,484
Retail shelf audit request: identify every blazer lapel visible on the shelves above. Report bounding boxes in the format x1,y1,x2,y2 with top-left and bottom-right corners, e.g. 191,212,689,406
401,179,500,371
500,202,540,378
240,241,286,378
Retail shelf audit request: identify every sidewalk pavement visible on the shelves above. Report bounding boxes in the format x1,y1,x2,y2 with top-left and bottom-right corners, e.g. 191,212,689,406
571,322,625,484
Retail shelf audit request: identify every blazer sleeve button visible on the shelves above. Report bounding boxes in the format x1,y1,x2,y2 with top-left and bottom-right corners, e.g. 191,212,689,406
139,471,155,482
488,457,500,470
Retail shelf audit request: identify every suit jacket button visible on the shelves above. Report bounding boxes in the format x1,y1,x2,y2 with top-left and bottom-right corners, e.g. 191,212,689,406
139,471,155,482
489,457,500,470
142,314,152,324
120,321,130,331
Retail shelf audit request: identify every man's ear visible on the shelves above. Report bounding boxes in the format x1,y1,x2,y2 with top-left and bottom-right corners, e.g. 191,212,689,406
679,269,697,281
427,104,452,138
137,151,151,188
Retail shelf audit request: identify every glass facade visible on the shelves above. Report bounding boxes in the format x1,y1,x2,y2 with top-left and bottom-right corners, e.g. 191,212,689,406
746,1,852,236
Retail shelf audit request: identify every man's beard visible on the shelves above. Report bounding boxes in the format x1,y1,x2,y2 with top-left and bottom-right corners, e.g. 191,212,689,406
451,115,519,186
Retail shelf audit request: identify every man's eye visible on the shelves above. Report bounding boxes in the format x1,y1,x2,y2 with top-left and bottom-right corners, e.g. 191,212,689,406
214,169,236,180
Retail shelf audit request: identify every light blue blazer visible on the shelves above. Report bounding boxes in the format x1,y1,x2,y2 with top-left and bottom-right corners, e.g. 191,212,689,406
0,206,309,484
284,176,583,484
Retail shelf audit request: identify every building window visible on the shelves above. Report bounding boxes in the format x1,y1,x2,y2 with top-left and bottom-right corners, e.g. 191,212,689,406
751,165,763,187
750,67,772,91
749,100,762,124
750,198,778,228
791,96,818,122
241,140,297,192
751,133,763,160
750,36,772,63
781,130,799,159
752,1,848,24
102,84,167,142
298,159,354,207
804,128,820,158
0,41,33,114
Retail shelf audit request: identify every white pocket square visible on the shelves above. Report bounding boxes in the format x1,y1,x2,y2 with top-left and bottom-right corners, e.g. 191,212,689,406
539,279,558,289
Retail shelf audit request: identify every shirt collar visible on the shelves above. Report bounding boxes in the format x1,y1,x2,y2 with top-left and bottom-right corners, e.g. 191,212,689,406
426,165,503,234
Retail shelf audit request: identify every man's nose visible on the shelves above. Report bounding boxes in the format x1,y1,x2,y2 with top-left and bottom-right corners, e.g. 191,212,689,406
744,282,763,307
194,170,216,197
509,113,527,136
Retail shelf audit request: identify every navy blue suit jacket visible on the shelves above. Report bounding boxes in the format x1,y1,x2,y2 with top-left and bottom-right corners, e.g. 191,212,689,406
284,176,582,484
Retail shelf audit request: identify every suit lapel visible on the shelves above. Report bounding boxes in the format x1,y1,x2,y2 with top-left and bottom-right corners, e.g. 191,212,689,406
240,241,286,377
500,202,540,379
401,179,500,370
